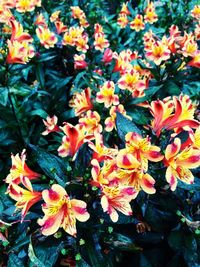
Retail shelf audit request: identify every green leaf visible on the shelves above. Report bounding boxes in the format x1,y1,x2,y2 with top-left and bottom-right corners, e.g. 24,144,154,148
104,233,142,252
177,178,200,191
29,109,48,119
28,241,46,267
77,259,91,267
0,87,8,106
116,112,142,142
30,145,69,186
7,253,25,267
74,143,93,176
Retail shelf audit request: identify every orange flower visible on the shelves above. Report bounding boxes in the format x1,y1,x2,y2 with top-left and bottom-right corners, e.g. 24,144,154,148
79,110,102,134
130,14,145,32
70,87,93,116
119,2,130,16
113,49,138,74
188,51,200,68
118,68,146,97
94,33,109,52
35,13,47,27
145,40,171,65
149,95,200,136
58,123,94,158
38,184,90,236
10,20,33,43
50,10,61,22
101,185,137,222
96,81,119,108
54,20,68,34
105,105,130,132
7,177,42,220
42,115,60,136
75,34,89,53
191,5,200,20
15,0,40,13
164,138,200,191
36,26,58,49
124,132,164,172
5,150,40,185
89,133,117,162
182,38,198,57
144,2,158,24
74,53,88,69
62,26,84,46
117,14,129,28
6,40,35,64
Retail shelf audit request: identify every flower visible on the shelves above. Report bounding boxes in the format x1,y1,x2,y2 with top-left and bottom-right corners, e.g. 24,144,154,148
117,14,129,28
42,115,60,136
130,14,145,32
191,5,200,20
7,177,42,220
70,87,93,116
102,48,113,64
54,20,68,34
5,150,40,185
144,2,158,24
15,0,40,13
75,34,89,53
79,110,102,134
119,2,130,16
149,95,200,136
164,138,200,191
96,81,119,108
145,40,171,65
58,123,94,158
188,51,200,68
62,26,84,46
94,33,109,52
36,26,58,49
38,184,90,236
10,20,33,43
74,54,88,69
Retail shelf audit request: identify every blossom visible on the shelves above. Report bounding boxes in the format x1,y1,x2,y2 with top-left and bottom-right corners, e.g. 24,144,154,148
35,13,47,27
96,81,119,108
130,14,145,32
7,177,42,220
74,54,88,69
119,2,130,16
101,185,137,222
191,5,200,20
62,26,84,46
75,34,89,53
164,138,200,191
188,51,200,68
5,150,40,185
117,14,129,28
102,48,113,64
113,49,138,74
70,87,93,116
58,123,94,158
181,38,198,57
149,95,200,136
38,184,90,236
10,20,33,43
94,33,109,52
145,40,171,65
15,0,41,13
36,26,58,49
118,68,146,97
42,115,60,136
54,20,68,34
6,40,35,64
50,10,61,22
70,6,89,27
144,2,158,24
79,110,102,134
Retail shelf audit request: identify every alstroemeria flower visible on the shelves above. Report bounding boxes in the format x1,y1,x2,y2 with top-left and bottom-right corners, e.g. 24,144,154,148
101,185,137,222
71,6,89,27
36,26,58,49
113,49,138,74
164,138,200,191
54,20,68,34
50,10,61,22
188,51,200,68
102,48,113,64
35,13,47,27
62,26,84,46
191,5,200,20
74,54,88,69
130,14,145,32
89,133,117,162
118,68,146,97
58,123,94,158
145,40,171,65
10,20,33,43
181,38,198,57
5,150,40,185
94,33,109,52
75,34,89,53
16,0,41,13
149,95,200,136
96,81,119,108
38,184,90,236
70,87,93,116
123,132,163,172
42,115,60,136
117,14,129,28
79,110,102,134
119,2,130,16
144,2,158,24
7,177,42,220
6,40,35,64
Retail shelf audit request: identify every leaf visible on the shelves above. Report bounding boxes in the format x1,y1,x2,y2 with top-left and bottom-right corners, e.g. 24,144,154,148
104,233,142,252
30,145,69,186
77,259,91,267
36,51,57,62
177,178,200,191
7,253,25,267
74,143,93,176
0,87,8,106
116,112,142,142
29,109,48,119
28,241,46,267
